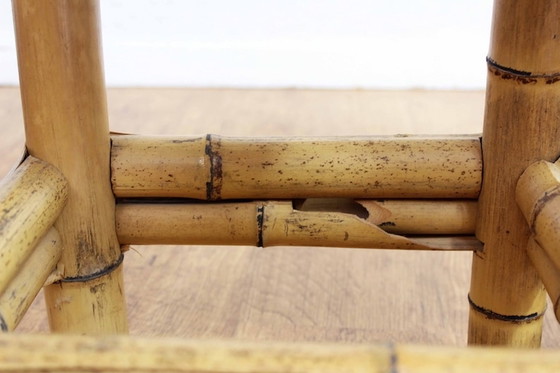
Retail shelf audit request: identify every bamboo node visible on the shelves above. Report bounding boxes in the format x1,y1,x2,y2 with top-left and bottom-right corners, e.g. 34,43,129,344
468,295,545,324
59,254,124,284
487,57,560,85
205,134,223,200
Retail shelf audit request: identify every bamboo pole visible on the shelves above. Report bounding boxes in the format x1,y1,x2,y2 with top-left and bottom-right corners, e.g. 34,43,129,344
516,160,560,270
467,0,560,347
0,227,62,332
525,238,560,323
1,334,560,373
515,160,560,323
116,200,482,251
0,156,67,295
13,0,127,333
111,135,482,200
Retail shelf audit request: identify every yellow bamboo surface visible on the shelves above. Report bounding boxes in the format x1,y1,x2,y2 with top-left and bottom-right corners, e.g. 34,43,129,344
111,134,482,200
1,334,560,373
516,160,560,270
13,0,127,333
300,199,477,235
516,160,560,323
0,156,67,295
0,228,62,332
116,200,481,251
468,0,560,346
526,238,560,323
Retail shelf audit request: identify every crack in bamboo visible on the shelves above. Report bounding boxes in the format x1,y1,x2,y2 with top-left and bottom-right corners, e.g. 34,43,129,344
116,200,481,251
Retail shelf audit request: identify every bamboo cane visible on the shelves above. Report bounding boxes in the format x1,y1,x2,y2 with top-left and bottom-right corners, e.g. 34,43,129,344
116,200,481,251
111,134,482,200
516,160,560,269
467,0,560,347
0,156,67,295
525,238,560,323
13,0,127,333
1,334,560,373
0,227,62,332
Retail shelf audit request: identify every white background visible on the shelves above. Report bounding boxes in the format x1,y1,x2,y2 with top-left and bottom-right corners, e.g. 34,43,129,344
0,0,493,89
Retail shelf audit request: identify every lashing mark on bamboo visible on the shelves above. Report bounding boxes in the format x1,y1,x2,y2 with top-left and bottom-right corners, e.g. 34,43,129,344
468,295,545,323
59,254,124,283
487,57,560,85
205,134,223,200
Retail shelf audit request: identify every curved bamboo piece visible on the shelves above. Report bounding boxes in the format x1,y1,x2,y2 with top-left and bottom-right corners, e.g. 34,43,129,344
13,0,127,333
0,156,67,295
468,0,560,347
116,200,481,251
0,228,62,332
1,334,560,372
111,135,482,200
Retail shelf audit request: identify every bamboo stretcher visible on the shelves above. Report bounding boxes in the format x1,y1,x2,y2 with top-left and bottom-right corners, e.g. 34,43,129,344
3,0,560,371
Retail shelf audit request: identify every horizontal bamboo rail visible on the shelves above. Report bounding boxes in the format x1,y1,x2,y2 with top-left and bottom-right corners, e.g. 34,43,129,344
1,334,560,372
0,156,67,295
0,227,62,331
116,200,481,251
111,135,482,200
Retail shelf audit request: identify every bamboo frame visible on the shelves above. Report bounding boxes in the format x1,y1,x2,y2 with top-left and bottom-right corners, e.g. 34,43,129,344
3,0,560,367
0,228,62,332
1,334,560,373
467,0,560,347
12,0,127,333
116,200,481,251
111,134,482,200
0,156,67,295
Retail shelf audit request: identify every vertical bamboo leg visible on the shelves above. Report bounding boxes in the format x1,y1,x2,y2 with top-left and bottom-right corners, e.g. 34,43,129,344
12,0,127,333
468,0,560,346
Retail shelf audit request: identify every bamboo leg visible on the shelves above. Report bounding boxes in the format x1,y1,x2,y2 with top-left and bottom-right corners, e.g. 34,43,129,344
468,0,560,346
12,0,127,333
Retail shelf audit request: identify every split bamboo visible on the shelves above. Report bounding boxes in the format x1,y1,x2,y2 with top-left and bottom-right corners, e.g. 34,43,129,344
300,198,477,235
116,200,481,251
111,134,482,200
0,156,67,296
0,227,62,332
13,0,127,333
1,334,560,372
468,0,560,347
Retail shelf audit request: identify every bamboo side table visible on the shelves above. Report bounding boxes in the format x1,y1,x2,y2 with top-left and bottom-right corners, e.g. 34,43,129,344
1,0,560,371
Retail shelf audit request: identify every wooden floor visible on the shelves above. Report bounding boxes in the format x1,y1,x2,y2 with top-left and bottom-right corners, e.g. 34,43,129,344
2,87,559,347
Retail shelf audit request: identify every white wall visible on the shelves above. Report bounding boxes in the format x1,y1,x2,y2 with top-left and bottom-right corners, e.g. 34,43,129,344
0,1,493,89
